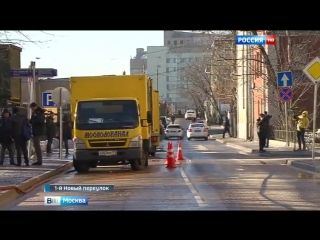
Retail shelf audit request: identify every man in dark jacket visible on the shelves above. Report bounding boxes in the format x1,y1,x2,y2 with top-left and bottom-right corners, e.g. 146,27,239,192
57,115,72,155
11,107,29,166
45,111,56,154
0,109,15,165
257,113,269,153
29,102,45,165
222,116,232,138
264,111,272,147
170,114,175,124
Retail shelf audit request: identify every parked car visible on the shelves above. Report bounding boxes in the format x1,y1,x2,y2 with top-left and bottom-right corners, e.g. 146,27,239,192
165,124,183,140
187,123,208,141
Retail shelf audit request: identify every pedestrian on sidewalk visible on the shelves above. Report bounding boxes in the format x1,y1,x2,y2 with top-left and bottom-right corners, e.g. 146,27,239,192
170,114,175,124
45,111,56,154
29,102,45,165
256,113,269,153
57,115,72,156
11,107,29,166
0,109,15,165
293,110,309,151
222,116,232,138
264,111,272,147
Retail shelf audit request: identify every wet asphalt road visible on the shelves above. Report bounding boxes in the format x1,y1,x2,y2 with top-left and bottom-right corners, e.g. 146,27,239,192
6,119,320,210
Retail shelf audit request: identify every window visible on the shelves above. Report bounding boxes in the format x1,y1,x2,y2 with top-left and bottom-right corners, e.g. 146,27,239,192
167,76,176,82
174,40,177,45
167,84,177,90
181,58,187,63
188,58,192,63
167,125,181,129
180,40,183,44
167,40,171,45
166,58,176,63
167,67,176,72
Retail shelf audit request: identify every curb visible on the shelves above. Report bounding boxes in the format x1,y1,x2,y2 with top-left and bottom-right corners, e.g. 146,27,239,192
215,139,315,156
0,161,73,209
287,160,320,173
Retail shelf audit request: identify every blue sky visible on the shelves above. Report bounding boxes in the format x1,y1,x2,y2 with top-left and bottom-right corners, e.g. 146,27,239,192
11,31,163,78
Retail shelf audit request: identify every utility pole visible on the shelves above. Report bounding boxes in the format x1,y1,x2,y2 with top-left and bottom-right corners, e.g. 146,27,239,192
156,68,159,90
285,30,290,147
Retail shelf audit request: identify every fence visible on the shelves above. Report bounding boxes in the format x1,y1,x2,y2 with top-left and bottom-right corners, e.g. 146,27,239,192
272,129,296,142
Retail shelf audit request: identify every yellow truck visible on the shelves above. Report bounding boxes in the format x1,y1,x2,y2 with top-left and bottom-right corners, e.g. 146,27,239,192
149,89,160,156
70,75,153,173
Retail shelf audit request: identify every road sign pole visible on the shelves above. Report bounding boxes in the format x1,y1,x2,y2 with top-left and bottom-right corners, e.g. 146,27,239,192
285,102,289,146
59,88,63,161
27,62,34,159
312,82,319,160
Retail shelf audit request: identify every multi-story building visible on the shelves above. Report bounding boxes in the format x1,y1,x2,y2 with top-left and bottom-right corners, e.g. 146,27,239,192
0,44,22,106
130,48,147,74
146,31,211,110
146,46,167,96
236,30,320,140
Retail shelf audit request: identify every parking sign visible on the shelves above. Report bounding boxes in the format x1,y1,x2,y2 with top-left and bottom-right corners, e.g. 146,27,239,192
42,91,56,107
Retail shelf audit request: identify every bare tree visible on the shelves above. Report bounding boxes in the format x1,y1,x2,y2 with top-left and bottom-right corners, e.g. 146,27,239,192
0,31,54,102
246,30,320,129
0,31,53,47
196,30,320,129
179,31,237,123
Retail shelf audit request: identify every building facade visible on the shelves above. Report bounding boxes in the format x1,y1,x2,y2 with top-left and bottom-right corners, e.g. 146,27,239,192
145,31,211,110
0,44,22,105
130,48,147,74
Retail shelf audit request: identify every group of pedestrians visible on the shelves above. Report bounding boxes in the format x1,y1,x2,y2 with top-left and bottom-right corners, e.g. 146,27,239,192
256,111,272,153
0,102,72,166
0,102,44,166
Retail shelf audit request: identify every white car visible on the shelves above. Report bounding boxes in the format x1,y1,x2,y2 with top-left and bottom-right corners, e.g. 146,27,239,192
187,123,208,141
185,110,196,120
165,124,183,139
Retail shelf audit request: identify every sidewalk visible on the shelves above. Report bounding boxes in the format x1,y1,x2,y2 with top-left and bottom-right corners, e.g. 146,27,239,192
214,136,320,157
0,154,73,208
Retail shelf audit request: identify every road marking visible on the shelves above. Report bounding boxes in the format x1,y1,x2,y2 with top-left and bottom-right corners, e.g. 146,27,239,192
179,167,207,206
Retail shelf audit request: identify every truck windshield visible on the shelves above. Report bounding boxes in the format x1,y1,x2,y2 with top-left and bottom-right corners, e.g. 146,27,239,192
76,100,139,130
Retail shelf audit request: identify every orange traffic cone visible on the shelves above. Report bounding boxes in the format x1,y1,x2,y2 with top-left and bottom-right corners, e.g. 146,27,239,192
176,140,184,161
166,142,176,168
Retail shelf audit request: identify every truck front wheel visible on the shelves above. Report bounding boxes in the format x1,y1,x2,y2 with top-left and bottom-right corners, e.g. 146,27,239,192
130,150,148,170
73,157,90,173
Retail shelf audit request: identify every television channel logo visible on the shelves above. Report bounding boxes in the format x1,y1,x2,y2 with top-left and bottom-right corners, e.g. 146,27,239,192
236,35,276,45
44,196,88,206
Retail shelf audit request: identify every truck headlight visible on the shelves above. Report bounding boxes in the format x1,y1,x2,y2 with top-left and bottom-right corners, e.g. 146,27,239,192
73,137,86,150
129,135,142,148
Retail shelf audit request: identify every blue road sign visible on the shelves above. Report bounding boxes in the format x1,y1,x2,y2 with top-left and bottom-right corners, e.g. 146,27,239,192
10,68,57,78
277,71,293,87
278,87,293,102
42,92,56,107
